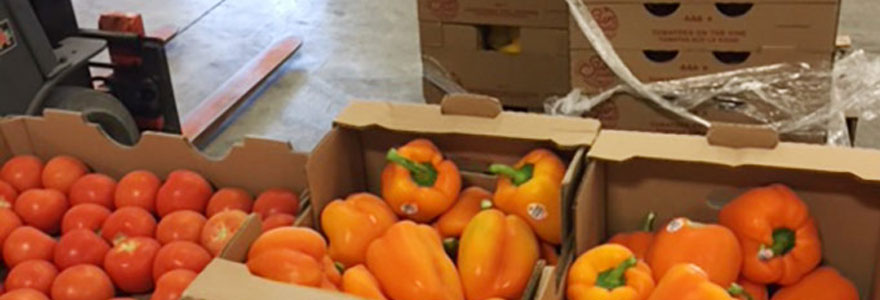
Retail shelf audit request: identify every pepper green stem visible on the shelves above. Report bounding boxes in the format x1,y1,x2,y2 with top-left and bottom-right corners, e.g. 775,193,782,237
480,199,493,210
727,283,754,300
443,237,459,260
770,228,796,256
386,149,438,187
489,164,534,186
596,257,636,290
335,262,345,274
641,212,656,232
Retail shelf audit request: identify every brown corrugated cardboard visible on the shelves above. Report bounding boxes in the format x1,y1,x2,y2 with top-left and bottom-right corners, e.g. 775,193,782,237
183,216,363,300
307,95,599,249
570,47,832,90
0,111,308,194
570,2,840,52
417,0,568,28
536,129,880,299
422,22,570,109
582,93,828,143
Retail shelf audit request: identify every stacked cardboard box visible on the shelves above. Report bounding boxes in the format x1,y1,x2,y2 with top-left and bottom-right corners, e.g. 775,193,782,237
570,0,840,139
418,0,571,110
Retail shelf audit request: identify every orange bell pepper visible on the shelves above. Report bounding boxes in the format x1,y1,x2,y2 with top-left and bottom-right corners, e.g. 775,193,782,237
342,265,388,300
647,264,736,300
734,278,767,300
321,193,398,267
608,212,655,260
366,221,464,300
645,217,742,287
567,244,654,300
434,186,493,238
771,267,859,300
719,184,822,285
246,227,339,289
458,209,539,300
490,149,565,244
382,139,461,222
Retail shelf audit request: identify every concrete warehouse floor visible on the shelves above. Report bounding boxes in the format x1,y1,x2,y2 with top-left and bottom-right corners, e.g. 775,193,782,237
69,0,880,155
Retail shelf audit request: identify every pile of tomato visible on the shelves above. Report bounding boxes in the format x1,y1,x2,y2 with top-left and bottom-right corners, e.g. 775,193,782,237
0,155,301,300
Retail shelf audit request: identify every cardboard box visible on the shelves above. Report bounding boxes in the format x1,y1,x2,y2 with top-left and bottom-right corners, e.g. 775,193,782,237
570,1,840,52
0,110,319,299
581,93,828,143
536,129,880,299
183,216,363,300
417,0,568,28
570,47,832,90
421,22,570,109
307,95,599,256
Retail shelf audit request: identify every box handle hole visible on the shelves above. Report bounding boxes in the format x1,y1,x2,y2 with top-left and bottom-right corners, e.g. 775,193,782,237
712,51,751,65
643,3,680,17
715,3,753,17
642,50,679,63
478,25,521,55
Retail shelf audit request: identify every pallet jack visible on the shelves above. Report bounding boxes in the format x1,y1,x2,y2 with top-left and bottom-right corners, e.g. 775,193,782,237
0,0,301,146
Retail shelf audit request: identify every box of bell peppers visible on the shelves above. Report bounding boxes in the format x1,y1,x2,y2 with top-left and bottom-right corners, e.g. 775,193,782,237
535,128,880,300
0,110,311,300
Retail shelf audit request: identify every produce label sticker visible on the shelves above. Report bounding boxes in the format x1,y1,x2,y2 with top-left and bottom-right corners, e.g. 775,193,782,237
0,19,15,57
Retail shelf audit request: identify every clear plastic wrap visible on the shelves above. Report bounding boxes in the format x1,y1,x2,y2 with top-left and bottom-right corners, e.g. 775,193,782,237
549,0,880,145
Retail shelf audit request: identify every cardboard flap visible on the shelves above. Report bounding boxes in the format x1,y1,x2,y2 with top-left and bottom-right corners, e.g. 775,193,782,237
589,130,880,181
182,259,359,300
334,100,600,148
0,110,308,194
440,94,502,118
707,123,779,149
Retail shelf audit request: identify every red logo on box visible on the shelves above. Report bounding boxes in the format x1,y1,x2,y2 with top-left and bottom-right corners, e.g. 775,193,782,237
590,7,618,39
427,0,459,19
578,55,617,89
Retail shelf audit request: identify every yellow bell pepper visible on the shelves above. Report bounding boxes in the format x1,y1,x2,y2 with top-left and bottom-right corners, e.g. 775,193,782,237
491,149,565,244
567,244,655,300
321,193,398,267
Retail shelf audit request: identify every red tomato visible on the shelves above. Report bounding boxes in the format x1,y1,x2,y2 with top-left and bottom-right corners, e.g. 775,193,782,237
253,188,299,219
205,188,253,218
104,237,161,294
2,227,56,267
68,174,116,209
114,170,160,213
155,170,212,218
152,241,211,280
200,210,247,256
261,213,295,233
54,229,110,270
149,269,197,300
0,208,22,247
0,288,49,300
4,260,57,294
60,204,110,234
1,156,43,192
50,265,114,300
0,180,18,209
156,211,206,245
13,189,68,234
41,156,88,194
101,207,156,244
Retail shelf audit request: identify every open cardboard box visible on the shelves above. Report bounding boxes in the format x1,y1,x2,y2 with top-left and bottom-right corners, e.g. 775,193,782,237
0,110,313,299
571,0,840,52
305,95,601,298
535,128,880,300
420,22,570,110
417,0,568,28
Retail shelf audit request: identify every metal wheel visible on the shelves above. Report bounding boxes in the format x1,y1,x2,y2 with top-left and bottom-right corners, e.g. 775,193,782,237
43,86,140,145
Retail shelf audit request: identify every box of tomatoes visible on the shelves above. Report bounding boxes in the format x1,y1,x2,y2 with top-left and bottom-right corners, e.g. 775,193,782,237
0,110,310,300
535,128,880,300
